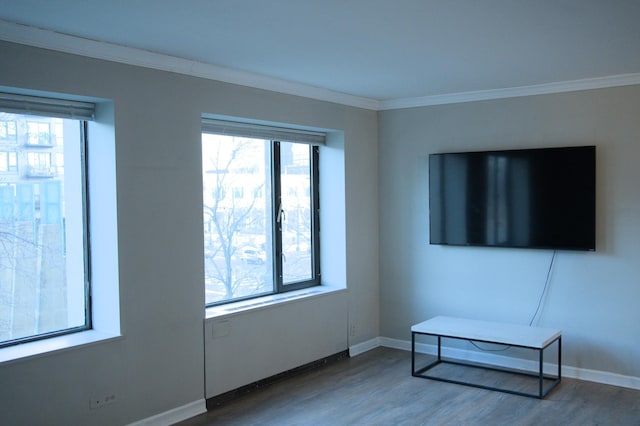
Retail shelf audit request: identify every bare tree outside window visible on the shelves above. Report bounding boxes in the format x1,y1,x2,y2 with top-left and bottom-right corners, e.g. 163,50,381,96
202,134,273,304
0,113,87,346
202,128,320,306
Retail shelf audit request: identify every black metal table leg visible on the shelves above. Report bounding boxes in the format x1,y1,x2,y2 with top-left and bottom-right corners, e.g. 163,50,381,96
411,332,562,399
558,337,562,381
539,348,544,398
411,332,415,374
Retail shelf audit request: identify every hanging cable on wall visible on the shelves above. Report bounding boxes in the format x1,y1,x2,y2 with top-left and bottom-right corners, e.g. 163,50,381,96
468,250,558,352
529,250,558,326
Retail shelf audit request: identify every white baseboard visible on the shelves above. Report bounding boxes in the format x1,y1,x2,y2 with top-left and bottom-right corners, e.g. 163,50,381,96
128,399,206,426
378,337,408,351
350,337,640,391
349,337,381,357
563,365,640,390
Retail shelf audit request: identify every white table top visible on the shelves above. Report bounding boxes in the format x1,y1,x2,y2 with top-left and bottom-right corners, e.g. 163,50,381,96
411,316,561,349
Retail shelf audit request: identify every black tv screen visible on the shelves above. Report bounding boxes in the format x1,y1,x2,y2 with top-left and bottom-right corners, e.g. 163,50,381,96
429,146,596,251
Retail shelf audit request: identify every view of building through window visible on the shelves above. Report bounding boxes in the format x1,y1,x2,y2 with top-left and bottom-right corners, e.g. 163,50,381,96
280,142,313,285
0,112,87,346
202,133,316,305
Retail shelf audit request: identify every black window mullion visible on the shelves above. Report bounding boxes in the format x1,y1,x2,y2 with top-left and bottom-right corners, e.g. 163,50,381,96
81,121,92,330
311,145,321,281
271,141,284,292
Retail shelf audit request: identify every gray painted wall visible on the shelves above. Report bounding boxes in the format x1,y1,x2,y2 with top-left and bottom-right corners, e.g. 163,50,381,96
0,41,379,425
4,35,638,424
379,86,640,378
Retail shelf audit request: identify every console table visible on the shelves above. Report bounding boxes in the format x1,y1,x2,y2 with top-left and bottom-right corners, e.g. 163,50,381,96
411,316,561,399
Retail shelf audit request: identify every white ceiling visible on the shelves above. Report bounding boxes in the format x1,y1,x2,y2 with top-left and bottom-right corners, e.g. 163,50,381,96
1,0,640,109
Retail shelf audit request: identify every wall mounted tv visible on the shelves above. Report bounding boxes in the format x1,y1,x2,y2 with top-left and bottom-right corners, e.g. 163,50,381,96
429,146,596,251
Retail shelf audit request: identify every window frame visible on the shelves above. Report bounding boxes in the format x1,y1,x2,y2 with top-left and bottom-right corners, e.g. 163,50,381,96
0,120,17,141
0,96,93,349
0,151,17,172
202,122,323,307
272,141,321,296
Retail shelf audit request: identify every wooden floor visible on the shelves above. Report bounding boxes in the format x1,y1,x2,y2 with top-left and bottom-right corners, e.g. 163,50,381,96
178,347,640,426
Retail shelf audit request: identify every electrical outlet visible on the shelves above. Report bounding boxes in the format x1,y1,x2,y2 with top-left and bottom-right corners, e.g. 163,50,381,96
349,323,356,337
90,393,117,409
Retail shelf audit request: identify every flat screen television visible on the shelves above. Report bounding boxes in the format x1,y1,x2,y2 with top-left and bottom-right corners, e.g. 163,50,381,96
429,146,596,251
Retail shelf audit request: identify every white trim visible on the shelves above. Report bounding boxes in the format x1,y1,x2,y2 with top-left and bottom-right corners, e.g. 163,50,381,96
379,73,640,110
2,19,640,111
206,286,346,321
127,399,206,426
0,330,121,365
0,20,379,111
349,337,381,357
563,365,640,390
379,337,410,351
359,337,640,391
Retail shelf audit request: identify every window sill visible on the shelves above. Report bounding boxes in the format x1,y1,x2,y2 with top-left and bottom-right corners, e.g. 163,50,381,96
206,285,346,320
0,330,122,366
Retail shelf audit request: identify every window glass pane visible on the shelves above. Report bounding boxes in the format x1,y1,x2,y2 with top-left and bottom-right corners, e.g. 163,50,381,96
0,152,7,172
0,112,87,346
27,121,52,146
202,134,273,304
280,142,313,284
0,120,17,141
8,152,17,171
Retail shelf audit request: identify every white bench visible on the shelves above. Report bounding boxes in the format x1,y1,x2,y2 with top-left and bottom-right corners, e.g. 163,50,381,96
411,316,562,399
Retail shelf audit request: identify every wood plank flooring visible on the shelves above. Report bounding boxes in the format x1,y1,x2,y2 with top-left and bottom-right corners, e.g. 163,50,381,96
178,347,640,425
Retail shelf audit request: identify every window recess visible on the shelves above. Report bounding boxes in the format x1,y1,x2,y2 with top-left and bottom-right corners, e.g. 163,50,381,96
0,91,94,348
201,118,322,306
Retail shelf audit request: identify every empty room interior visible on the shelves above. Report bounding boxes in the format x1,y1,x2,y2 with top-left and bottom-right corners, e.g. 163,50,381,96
1,1,640,425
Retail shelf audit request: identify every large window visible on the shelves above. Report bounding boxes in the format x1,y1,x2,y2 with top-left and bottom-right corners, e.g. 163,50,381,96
202,120,322,305
0,93,93,348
